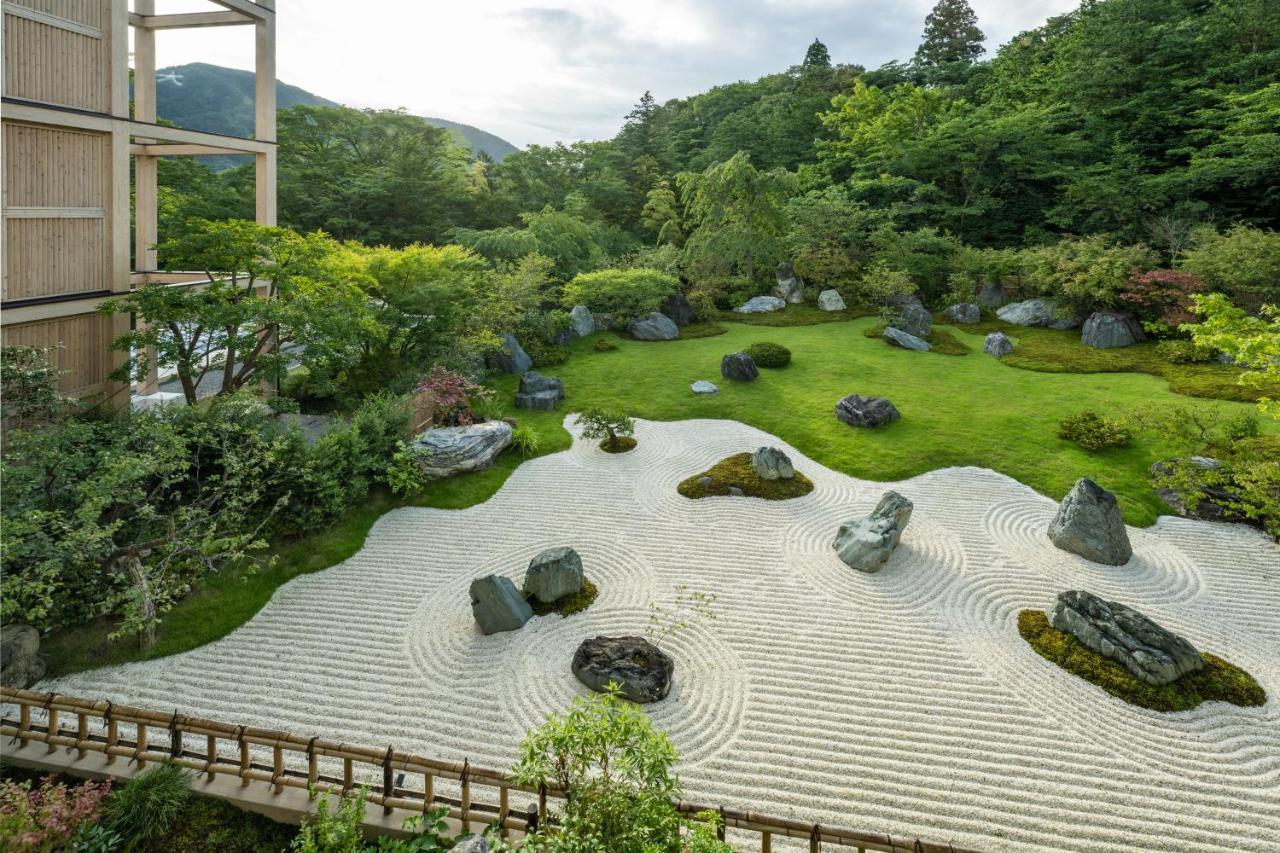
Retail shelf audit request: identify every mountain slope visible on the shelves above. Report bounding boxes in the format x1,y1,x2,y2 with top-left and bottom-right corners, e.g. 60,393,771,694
153,63,517,162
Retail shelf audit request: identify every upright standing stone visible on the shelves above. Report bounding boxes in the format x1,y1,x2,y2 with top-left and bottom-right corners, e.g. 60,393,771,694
817,289,846,311
524,547,584,604
470,575,533,635
751,446,795,480
1050,590,1205,686
774,261,805,304
1048,478,1133,565
0,624,46,688
569,305,595,338
892,303,933,338
983,331,1014,356
721,352,759,382
659,292,694,326
832,491,914,573
488,333,533,374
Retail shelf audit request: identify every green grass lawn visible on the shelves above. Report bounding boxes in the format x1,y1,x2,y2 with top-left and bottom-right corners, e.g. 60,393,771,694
42,314,1270,678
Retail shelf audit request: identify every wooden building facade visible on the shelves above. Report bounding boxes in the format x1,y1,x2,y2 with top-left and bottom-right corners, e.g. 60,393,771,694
1,0,276,404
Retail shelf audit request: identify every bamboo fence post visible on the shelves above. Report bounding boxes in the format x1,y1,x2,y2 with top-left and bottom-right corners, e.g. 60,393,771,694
17,703,32,749
135,722,147,769
307,737,319,789
499,786,509,838
422,773,434,814
538,781,547,827
272,744,284,794
382,747,394,815
460,759,471,833
343,757,353,794
205,734,218,781
45,704,58,755
103,702,117,766
237,726,250,787
168,711,182,760
761,831,772,853
810,822,821,853
75,712,88,758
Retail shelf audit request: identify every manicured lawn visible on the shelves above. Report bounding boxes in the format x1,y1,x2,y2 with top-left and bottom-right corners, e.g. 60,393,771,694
42,314,1270,678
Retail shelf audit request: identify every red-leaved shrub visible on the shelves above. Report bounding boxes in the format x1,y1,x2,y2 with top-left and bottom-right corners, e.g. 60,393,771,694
0,775,112,851
416,365,493,427
1117,269,1205,326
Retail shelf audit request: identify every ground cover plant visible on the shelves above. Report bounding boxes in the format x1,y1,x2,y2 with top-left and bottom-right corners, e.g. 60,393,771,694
1018,610,1265,712
528,577,599,617
678,453,814,500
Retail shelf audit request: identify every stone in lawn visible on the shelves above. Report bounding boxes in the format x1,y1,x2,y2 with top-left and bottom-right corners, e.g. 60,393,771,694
487,332,533,374
752,446,794,480
721,352,759,382
569,305,595,338
660,291,694,326
817,289,846,311
1081,311,1146,349
628,311,680,341
515,371,564,411
892,303,933,338
834,394,900,428
735,295,786,314
470,575,533,635
572,636,674,703
944,303,981,324
524,547,584,604
412,420,513,479
1050,590,1204,686
1,624,46,688
1048,478,1133,565
997,298,1082,330
883,326,931,351
976,280,1006,309
984,331,1014,356
832,491,914,573
774,261,805,304
691,380,719,395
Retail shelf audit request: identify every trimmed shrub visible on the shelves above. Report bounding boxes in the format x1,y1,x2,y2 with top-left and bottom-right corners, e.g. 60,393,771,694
1057,411,1131,450
561,269,679,322
744,342,791,367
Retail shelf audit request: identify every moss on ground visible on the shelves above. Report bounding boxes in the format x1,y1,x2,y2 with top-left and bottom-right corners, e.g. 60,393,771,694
680,322,728,338
718,304,869,326
864,322,971,355
1018,609,1265,712
529,577,599,617
678,452,815,500
600,436,638,453
142,794,296,853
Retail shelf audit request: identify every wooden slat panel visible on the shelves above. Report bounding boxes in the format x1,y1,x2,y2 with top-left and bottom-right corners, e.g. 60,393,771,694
1,313,114,394
3,15,108,111
7,0,106,30
4,123,109,207
3,218,107,300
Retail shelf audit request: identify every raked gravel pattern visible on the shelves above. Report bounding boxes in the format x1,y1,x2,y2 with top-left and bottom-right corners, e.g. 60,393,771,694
32,416,1280,851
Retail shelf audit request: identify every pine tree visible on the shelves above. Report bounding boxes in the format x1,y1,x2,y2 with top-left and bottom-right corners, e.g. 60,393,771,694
913,0,984,67
803,38,832,69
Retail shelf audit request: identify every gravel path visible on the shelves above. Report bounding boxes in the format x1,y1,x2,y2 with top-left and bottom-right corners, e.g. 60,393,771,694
36,416,1280,851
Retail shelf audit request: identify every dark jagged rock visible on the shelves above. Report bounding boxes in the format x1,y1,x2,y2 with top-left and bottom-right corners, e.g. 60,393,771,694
1048,478,1133,565
1050,590,1205,686
774,261,805,304
659,291,694,326
486,333,532,374
892,303,933,338
721,352,759,382
572,636,674,703
515,371,564,411
835,394,900,428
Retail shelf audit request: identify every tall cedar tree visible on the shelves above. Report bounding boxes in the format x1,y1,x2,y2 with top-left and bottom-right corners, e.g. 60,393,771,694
803,38,832,68
914,0,984,67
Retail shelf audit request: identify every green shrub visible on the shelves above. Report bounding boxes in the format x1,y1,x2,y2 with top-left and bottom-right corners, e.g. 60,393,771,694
1019,235,1158,310
1155,339,1215,364
593,337,618,352
1057,411,1131,450
1181,224,1280,302
576,408,636,452
102,763,190,850
562,268,679,322
524,338,569,367
744,342,791,367
291,789,365,853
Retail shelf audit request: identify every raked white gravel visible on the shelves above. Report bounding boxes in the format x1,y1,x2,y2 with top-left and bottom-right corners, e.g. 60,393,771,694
33,416,1280,851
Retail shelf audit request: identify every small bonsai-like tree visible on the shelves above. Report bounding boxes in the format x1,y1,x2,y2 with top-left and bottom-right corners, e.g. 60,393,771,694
576,408,636,452
646,585,717,649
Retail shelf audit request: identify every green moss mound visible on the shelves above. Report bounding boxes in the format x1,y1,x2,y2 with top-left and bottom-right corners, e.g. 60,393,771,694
678,452,815,500
600,436,638,453
1018,609,1265,712
865,322,971,355
529,577,599,617
745,341,792,367
593,338,618,352
680,322,729,339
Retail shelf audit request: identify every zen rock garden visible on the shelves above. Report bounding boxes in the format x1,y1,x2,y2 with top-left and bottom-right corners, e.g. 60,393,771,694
572,635,674,704
1047,477,1133,565
833,491,914,573
469,546,587,635
1049,590,1203,686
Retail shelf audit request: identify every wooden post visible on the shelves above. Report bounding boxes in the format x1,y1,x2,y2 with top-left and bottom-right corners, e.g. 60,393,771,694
343,757,353,793
810,823,821,853
206,734,218,781
382,747,394,815
761,831,772,853
499,786,509,838
460,759,471,834
169,711,182,759
423,774,434,813
45,707,59,754
307,737,319,788
538,782,547,827
238,728,250,787
76,712,88,759
253,10,277,226
273,744,284,794
18,705,31,749
135,722,148,769
104,710,118,766
133,0,158,275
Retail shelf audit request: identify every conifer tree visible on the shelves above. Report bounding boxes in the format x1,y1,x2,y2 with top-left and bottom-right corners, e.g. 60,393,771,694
913,0,984,67
803,38,832,69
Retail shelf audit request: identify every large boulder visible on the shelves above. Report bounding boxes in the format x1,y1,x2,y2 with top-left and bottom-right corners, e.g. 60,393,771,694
735,295,786,314
569,305,595,338
1081,311,1146,349
487,333,533,374
1049,590,1205,686
659,291,694,326
1151,457,1251,526
891,303,933,338
835,394,900,428
691,380,719,395
883,326,930,352
832,491,914,573
571,636,674,703
817,289,846,311
1048,478,1133,565
943,303,981,324
774,261,805,304
997,298,1082,330
976,280,1006,309
469,575,533,635
628,311,680,341
721,352,759,382
412,420,513,479
592,312,614,331
751,446,794,480
524,547,584,604
984,331,1014,356
0,624,46,689
515,371,564,411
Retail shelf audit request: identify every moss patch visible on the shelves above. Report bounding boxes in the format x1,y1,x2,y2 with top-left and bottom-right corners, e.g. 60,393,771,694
529,577,599,617
142,794,296,853
680,322,729,339
601,436,638,453
719,304,869,326
864,322,971,355
678,452,815,500
1018,609,1265,712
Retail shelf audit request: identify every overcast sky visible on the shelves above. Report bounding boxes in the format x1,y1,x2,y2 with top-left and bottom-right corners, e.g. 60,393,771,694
150,0,1079,149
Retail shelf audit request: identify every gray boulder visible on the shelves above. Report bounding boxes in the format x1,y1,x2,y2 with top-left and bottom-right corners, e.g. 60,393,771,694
691,380,719,395
728,486,745,497
1,624,46,689
412,420,513,479
997,298,1082,330
892,303,933,338
487,333,533,374
470,575,533,635
774,261,805,304
984,331,1014,356
817,289,846,311
628,311,680,341
524,547,584,604
883,326,931,352
659,291,693,326
514,391,560,411
943,303,981,324
569,305,595,338
751,446,794,480
835,394,900,428
451,836,489,853
592,312,614,331
832,491,914,573
1049,590,1204,686
976,280,1006,309
885,292,924,310
572,636,674,703
1048,478,1133,565
1081,311,1146,349
515,371,564,411
721,352,759,382
735,295,786,314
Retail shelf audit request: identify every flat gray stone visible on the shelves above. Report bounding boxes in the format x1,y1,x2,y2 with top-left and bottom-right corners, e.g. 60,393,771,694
817,289,846,311
412,421,513,479
835,394,900,428
833,491,914,573
524,547,584,604
1082,311,1145,349
1048,478,1133,565
572,636,673,703
752,446,794,480
691,380,719,395
469,575,533,635
735,295,786,314
883,326,931,351
984,331,1014,356
488,332,532,374
721,352,759,382
569,305,595,337
728,486,745,497
944,303,981,324
997,298,1082,330
628,311,679,341
1050,590,1204,686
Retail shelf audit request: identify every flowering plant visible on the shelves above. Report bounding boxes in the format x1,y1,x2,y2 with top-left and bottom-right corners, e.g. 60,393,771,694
0,775,112,852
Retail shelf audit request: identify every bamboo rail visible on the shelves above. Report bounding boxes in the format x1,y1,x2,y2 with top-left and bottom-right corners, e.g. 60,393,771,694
1,688,977,853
